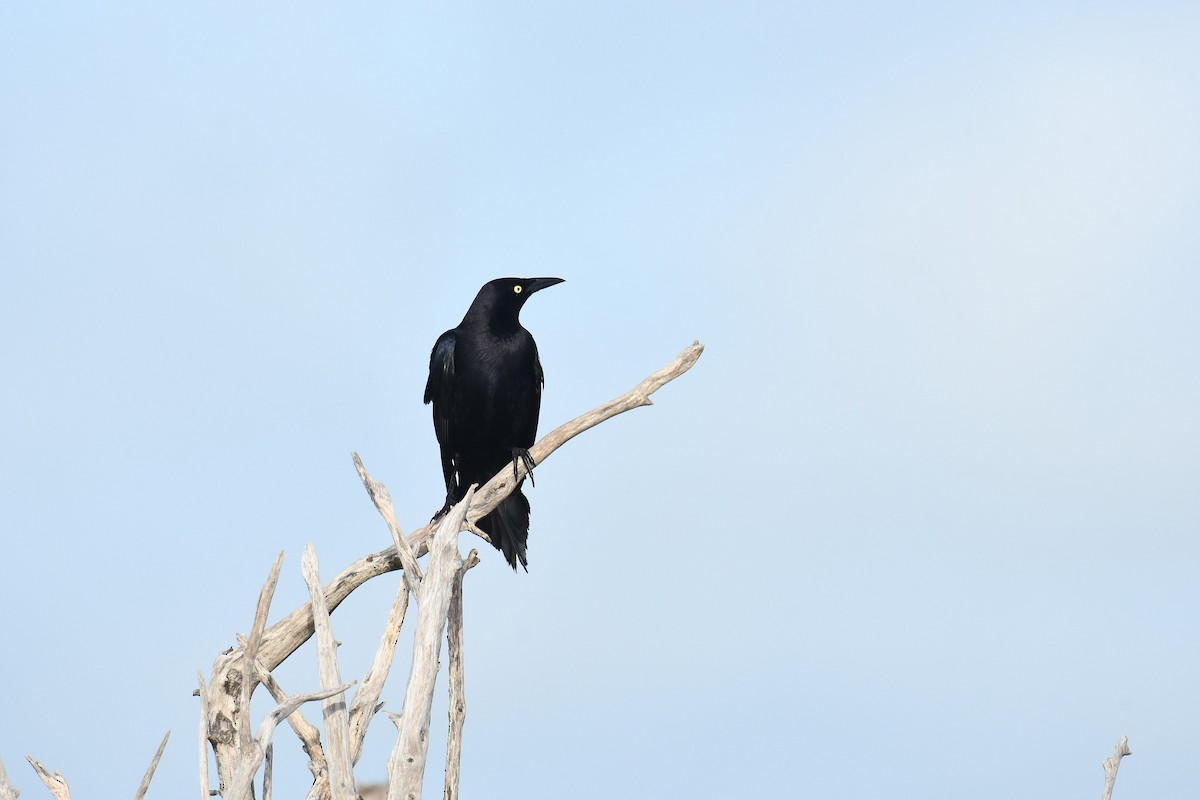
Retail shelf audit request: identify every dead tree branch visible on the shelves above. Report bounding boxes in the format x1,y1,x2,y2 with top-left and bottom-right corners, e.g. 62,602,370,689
242,553,285,768
133,731,171,800
348,571,411,765
443,550,477,800
255,341,700,666
354,452,423,594
237,640,330,791
466,340,705,528
262,744,273,800
301,544,356,800
225,684,353,800
386,488,475,800
197,672,211,800
200,341,703,794
1101,735,1131,800
24,758,69,800
0,758,20,800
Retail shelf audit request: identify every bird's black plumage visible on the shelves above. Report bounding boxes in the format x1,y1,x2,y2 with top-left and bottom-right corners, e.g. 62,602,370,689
424,277,564,570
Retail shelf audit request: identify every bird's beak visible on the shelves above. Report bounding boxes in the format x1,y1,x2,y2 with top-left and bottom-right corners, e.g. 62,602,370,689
525,277,565,294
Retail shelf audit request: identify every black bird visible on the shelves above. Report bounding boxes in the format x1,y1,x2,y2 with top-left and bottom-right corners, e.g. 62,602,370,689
424,277,564,570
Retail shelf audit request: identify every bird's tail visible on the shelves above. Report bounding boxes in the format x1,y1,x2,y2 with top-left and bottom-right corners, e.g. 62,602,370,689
478,487,530,572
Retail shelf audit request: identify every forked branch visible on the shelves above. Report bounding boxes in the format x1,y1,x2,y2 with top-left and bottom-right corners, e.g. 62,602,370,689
248,341,703,669
200,341,704,795
24,758,69,800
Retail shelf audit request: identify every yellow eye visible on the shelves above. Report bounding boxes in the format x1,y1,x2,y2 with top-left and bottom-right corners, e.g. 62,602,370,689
513,285,523,294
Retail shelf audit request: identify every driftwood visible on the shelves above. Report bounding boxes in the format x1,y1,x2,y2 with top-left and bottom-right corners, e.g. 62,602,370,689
194,341,704,798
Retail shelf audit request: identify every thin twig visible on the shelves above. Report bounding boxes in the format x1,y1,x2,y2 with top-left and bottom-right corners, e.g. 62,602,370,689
1101,735,1131,800
302,543,355,800
133,731,170,800
24,759,70,800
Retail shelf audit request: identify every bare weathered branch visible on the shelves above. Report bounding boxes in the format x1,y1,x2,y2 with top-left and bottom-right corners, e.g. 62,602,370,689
133,731,170,800
467,341,705,528
354,451,423,594
387,488,473,800
225,683,354,800
247,341,703,673
443,550,475,800
1101,735,1131,800
348,575,411,764
197,672,211,800
302,543,355,800
203,341,703,793
0,758,20,800
243,553,286,760
24,758,69,800
238,638,329,792
263,743,273,800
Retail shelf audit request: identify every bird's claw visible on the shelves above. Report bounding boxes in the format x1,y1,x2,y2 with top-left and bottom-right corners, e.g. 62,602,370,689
511,448,536,487
430,498,453,524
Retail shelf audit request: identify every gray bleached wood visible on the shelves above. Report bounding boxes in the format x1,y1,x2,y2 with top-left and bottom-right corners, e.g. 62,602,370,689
442,550,476,800
236,342,703,668
197,672,211,800
237,640,329,793
242,553,285,765
262,744,273,800
1101,736,1131,800
302,544,356,800
354,451,423,594
224,683,353,800
466,341,705,530
133,731,171,800
0,758,19,800
24,758,69,800
385,487,474,800
200,341,704,794
348,570,411,765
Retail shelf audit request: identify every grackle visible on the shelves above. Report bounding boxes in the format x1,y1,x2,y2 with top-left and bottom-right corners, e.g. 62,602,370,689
424,277,564,570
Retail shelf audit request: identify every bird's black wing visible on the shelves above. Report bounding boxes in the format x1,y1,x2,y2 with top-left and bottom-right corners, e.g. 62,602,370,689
424,330,456,442
425,330,459,509
534,342,544,397
424,328,456,400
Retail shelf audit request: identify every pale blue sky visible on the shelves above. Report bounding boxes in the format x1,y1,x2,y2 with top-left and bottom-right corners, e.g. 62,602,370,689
2,2,1198,798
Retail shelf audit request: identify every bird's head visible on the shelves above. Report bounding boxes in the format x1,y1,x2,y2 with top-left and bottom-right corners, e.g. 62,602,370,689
465,277,565,327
